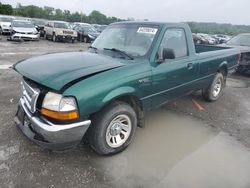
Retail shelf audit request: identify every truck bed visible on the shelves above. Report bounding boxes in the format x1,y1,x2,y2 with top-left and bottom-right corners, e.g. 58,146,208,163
195,44,231,53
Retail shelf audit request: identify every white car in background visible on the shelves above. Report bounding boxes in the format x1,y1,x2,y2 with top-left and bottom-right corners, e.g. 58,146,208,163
0,15,14,34
10,20,39,41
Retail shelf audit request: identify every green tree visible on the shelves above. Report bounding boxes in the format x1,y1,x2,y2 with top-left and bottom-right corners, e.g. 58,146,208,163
0,3,13,15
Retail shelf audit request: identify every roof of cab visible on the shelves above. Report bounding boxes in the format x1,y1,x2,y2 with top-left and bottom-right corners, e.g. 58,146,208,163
110,21,189,28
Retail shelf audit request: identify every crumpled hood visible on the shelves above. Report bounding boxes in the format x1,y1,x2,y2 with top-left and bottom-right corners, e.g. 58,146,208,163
13,27,37,33
14,51,125,91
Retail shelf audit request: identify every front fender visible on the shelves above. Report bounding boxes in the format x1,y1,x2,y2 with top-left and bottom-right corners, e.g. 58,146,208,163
102,86,136,104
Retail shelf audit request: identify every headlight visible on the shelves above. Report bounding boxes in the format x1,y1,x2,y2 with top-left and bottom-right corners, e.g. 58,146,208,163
32,31,38,35
41,92,79,120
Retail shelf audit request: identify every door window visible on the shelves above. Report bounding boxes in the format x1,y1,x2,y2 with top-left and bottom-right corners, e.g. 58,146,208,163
159,28,188,59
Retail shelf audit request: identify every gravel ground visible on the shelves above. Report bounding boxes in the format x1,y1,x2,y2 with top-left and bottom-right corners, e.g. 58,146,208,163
0,36,250,188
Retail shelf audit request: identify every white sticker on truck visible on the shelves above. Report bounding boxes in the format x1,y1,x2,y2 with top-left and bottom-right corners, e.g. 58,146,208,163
137,27,158,35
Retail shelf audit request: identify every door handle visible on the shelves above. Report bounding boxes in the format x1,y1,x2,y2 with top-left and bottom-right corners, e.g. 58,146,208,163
187,63,193,70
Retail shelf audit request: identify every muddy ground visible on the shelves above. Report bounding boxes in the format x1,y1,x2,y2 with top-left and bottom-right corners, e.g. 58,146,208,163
0,36,250,188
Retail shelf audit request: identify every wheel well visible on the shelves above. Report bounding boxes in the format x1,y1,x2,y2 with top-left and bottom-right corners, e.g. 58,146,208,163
109,95,145,128
218,65,228,77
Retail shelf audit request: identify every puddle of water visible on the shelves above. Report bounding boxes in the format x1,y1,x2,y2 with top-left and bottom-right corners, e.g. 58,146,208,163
89,111,250,188
0,65,12,70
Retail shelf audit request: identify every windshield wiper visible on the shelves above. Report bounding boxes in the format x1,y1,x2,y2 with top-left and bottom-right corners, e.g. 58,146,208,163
103,48,134,60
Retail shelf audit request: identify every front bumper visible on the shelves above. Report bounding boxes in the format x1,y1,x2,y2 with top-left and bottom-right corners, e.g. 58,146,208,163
15,98,91,150
57,35,76,42
11,33,40,41
1,26,11,33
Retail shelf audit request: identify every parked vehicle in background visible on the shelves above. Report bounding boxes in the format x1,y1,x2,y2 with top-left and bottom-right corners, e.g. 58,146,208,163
75,25,100,43
192,33,208,44
14,16,32,22
73,22,91,29
214,34,231,44
0,15,14,35
44,21,77,43
32,18,46,37
68,23,75,30
10,20,39,41
13,22,240,155
197,33,217,44
92,24,107,33
223,33,250,73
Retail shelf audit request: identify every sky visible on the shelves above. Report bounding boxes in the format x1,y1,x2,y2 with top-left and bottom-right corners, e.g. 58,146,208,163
1,0,250,25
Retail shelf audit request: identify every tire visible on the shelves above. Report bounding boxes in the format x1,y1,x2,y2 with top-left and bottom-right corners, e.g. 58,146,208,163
88,101,137,155
44,32,47,40
202,73,225,102
52,33,57,42
0,27,2,35
83,37,88,43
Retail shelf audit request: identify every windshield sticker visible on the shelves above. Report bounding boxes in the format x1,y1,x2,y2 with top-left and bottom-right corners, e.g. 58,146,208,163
137,27,158,35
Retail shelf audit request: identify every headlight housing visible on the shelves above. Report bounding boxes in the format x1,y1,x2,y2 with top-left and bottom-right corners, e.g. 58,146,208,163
41,92,79,121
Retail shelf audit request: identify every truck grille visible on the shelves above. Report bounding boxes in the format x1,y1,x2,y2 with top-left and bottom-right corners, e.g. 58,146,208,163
63,30,73,35
21,79,40,113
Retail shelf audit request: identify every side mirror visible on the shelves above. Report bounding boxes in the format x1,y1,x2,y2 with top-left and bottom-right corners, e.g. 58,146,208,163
157,48,175,63
162,48,175,60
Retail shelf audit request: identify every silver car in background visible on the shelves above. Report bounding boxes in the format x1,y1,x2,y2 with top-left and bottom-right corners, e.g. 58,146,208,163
10,20,39,41
0,15,14,34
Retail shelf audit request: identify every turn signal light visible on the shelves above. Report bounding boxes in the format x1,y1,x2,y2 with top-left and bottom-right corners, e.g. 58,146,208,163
40,108,79,120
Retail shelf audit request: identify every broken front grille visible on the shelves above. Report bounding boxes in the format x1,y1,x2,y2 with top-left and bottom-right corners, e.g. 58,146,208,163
21,79,40,113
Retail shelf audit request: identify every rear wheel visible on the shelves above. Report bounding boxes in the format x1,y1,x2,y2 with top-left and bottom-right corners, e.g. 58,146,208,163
88,101,137,155
202,73,225,102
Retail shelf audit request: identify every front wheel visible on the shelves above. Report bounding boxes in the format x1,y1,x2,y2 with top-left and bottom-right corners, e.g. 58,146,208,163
202,73,225,102
52,33,57,42
88,101,137,155
83,37,88,43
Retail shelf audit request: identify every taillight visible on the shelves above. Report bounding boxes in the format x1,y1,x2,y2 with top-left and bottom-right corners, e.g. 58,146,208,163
237,53,241,65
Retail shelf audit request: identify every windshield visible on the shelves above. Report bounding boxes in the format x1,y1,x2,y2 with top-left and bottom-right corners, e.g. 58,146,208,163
12,21,34,28
54,22,69,29
0,17,13,22
227,35,250,46
92,24,159,57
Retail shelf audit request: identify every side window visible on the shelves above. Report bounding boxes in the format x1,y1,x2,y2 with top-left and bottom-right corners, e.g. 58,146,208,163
159,28,188,59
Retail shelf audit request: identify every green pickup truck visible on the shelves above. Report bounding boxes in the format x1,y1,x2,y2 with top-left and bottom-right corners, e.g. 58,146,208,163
14,22,240,155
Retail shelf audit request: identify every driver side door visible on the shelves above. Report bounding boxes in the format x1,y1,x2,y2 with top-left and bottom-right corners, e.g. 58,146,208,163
151,28,198,108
